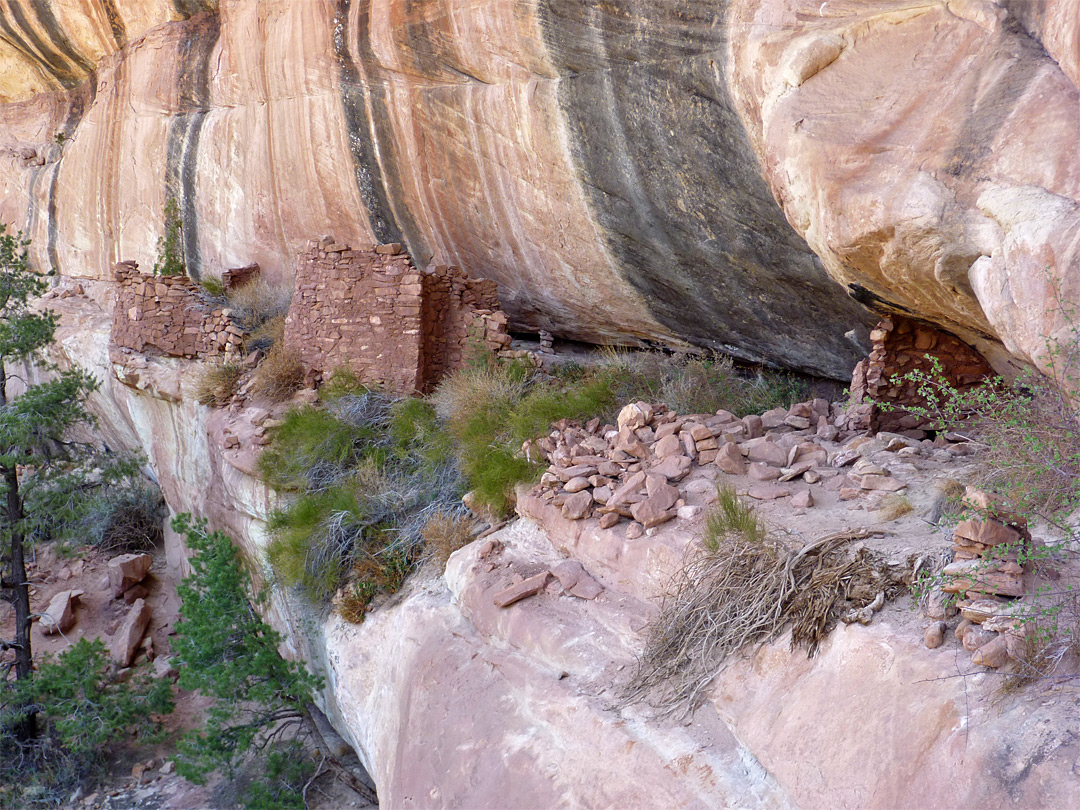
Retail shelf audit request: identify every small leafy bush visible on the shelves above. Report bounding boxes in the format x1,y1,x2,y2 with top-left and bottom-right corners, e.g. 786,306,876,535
0,639,173,807
153,197,186,276
893,356,1080,520
195,360,244,407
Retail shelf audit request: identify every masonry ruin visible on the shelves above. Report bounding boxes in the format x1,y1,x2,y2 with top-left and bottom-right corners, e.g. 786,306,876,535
110,261,243,361
840,314,994,433
282,238,513,395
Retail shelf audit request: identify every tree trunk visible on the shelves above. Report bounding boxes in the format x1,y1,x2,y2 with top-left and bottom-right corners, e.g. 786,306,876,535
0,355,35,741
5,464,34,741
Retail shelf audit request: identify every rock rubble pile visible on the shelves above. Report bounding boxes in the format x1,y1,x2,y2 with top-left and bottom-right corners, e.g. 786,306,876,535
527,397,975,537
924,488,1035,670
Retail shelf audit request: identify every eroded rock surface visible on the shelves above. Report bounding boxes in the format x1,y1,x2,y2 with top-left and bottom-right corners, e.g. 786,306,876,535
729,0,1080,382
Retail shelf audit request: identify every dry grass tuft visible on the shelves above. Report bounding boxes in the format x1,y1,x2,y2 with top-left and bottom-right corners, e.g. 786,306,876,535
871,494,913,523
194,361,244,407
226,277,292,332
250,343,304,402
621,528,889,718
421,511,474,567
246,313,286,354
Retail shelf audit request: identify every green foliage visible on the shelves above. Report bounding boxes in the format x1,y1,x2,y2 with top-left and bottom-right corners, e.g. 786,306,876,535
0,639,172,807
260,392,466,608
200,276,225,298
703,485,765,552
24,454,165,553
241,742,313,810
170,514,321,788
153,198,186,276
890,356,1080,520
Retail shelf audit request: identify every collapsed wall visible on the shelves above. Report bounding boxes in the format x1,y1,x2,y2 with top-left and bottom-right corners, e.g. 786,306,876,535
282,238,511,394
109,261,243,361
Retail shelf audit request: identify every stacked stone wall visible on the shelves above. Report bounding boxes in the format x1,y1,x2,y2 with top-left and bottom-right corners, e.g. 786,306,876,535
283,238,512,395
110,262,243,359
841,315,993,432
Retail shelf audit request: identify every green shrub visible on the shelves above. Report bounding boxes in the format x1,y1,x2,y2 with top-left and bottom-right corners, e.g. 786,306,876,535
153,198,186,276
171,514,321,792
199,276,225,298
0,639,172,806
703,485,765,551
262,393,466,607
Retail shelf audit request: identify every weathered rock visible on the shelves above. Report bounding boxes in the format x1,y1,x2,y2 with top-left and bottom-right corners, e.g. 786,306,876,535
493,572,552,608
39,589,83,635
597,511,621,530
561,491,594,521
107,553,153,597
744,439,789,467
653,433,683,458
563,476,591,494
953,519,1021,548
971,635,1010,668
790,489,813,509
961,625,997,653
110,598,152,668
923,622,946,650
631,488,679,529
747,484,790,501
650,454,692,482
715,443,748,475
854,474,906,493
748,462,781,482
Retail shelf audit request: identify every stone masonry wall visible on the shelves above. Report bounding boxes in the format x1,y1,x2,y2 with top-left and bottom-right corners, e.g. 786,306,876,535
283,238,512,395
110,262,243,359
841,315,994,432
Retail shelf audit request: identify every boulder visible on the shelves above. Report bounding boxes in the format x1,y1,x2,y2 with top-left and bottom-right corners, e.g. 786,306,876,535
39,589,83,635
110,598,152,667
107,553,153,597
561,490,594,520
715,442,747,475
923,622,946,649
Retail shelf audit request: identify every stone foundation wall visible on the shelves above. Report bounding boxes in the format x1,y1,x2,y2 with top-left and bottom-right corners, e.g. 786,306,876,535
283,239,511,395
841,315,994,432
110,262,243,359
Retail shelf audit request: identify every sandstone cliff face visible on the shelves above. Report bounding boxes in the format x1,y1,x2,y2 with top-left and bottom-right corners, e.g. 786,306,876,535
0,0,881,380
728,0,1080,382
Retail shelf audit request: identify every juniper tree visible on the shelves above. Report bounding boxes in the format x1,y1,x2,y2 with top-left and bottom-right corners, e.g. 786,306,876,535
0,223,98,741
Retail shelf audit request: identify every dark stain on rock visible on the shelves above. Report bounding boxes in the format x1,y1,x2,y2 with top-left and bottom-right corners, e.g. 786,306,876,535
163,12,220,280
99,0,127,48
0,0,92,88
46,80,96,274
332,0,408,249
172,0,219,17
847,283,914,315
537,0,874,379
